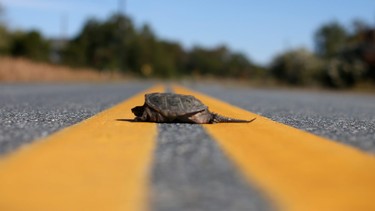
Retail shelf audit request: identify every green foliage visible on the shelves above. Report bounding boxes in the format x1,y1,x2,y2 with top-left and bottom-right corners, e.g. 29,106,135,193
313,19,375,88
314,22,348,59
61,14,258,78
187,46,227,76
227,53,256,78
186,45,256,78
0,5,10,55
268,19,374,88
0,5,260,80
0,2,373,89
62,15,133,71
322,56,366,88
0,25,10,54
9,30,50,61
270,20,375,88
126,25,185,77
270,48,324,85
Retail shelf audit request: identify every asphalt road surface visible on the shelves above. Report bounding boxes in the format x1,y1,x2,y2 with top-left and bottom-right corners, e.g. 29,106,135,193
0,82,153,154
188,83,375,153
1,82,374,211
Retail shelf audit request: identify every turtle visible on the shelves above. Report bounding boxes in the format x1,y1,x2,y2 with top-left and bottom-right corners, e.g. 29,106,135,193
131,92,255,124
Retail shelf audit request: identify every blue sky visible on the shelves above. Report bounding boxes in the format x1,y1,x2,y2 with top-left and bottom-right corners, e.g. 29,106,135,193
1,0,375,64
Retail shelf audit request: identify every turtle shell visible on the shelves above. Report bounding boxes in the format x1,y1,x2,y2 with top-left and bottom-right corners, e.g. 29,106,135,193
145,93,207,117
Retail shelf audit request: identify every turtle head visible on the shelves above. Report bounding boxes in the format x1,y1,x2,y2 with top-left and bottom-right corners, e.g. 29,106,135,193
131,106,145,117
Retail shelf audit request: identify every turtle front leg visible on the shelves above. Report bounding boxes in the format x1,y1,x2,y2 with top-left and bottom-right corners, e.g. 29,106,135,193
134,107,169,123
133,110,149,122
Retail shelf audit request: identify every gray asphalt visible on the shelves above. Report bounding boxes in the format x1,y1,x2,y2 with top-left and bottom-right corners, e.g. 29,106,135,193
151,124,271,211
188,83,375,153
0,82,153,154
1,82,374,211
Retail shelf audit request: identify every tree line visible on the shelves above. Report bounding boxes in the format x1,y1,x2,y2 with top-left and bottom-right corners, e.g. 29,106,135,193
0,7,374,88
270,20,375,88
0,13,262,79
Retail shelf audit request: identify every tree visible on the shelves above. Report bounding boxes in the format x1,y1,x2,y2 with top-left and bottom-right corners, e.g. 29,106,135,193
187,45,229,76
322,55,366,88
226,52,254,78
10,30,50,61
313,20,374,87
62,14,135,72
61,13,258,79
314,22,348,58
0,3,10,54
270,48,324,85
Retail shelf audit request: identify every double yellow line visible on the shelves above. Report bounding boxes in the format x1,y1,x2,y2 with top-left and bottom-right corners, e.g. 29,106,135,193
0,85,163,211
0,85,375,211
175,86,375,211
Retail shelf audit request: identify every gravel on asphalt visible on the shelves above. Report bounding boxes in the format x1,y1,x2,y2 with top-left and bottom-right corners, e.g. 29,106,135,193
0,82,153,155
151,123,272,211
190,83,375,153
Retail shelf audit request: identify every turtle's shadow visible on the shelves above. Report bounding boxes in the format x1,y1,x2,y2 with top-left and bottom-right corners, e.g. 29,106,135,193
116,118,137,122
115,118,256,124
115,119,195,124
115,118,161,124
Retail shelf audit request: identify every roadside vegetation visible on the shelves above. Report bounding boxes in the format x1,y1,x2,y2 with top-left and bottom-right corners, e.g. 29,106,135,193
0,56,123,82
0,4,374,89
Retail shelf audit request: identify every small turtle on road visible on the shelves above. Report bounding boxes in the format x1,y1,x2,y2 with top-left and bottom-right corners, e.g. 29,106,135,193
131,92,255,124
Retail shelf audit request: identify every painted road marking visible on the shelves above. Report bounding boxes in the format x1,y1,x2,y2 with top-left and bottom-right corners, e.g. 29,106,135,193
0,85,164,211
174,86,375,211
150,124,271,211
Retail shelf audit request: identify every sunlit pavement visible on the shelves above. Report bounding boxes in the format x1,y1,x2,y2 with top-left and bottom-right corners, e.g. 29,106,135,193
0,82,374,211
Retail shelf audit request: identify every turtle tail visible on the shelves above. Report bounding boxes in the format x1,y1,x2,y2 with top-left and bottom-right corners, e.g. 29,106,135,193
210,113,256,123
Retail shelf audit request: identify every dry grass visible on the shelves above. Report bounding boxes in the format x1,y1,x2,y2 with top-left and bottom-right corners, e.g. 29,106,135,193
0,56,126,82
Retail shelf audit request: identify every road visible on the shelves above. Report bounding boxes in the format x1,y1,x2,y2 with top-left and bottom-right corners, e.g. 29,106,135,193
0,83,153,154
0,82,374,211
190,83,375,152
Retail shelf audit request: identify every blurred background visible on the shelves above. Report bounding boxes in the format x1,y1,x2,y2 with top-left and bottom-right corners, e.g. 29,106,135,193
0,0,374,89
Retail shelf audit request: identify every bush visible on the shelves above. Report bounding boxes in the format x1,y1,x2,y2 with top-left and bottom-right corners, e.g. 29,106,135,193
270,48,324,85
322,51,367,88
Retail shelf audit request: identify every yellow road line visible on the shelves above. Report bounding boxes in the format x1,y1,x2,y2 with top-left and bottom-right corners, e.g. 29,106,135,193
174,86,375,211
0,85,164,211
